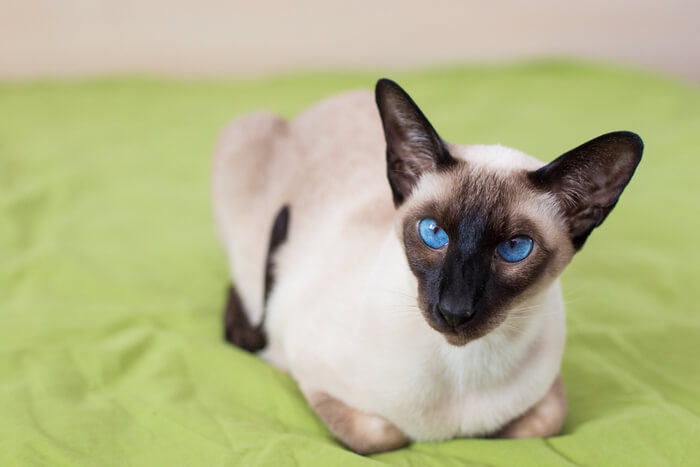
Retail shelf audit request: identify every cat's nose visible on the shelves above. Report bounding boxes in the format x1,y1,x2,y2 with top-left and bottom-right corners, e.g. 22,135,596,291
438,301,475,329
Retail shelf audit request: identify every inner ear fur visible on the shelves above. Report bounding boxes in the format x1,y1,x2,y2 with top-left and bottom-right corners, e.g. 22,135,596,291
528,131,643,249
375,78,456,206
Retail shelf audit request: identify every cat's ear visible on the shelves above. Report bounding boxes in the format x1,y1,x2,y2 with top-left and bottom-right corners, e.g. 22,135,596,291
528,131,643,249
375,79,456,206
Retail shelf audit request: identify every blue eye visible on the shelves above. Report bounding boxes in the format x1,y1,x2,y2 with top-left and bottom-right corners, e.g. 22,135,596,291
418,218,449,249
497,236,534,263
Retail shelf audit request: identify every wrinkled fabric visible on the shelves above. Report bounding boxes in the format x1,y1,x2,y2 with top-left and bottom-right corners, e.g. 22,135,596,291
1,63,698,466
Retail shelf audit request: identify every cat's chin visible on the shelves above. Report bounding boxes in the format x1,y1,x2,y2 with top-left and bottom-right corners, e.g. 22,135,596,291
438,328,498,346
423,319,492,346
441,332,473,347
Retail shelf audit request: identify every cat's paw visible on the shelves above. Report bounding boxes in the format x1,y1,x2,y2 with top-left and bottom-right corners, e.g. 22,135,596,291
497,375,566,439
306,390,409,455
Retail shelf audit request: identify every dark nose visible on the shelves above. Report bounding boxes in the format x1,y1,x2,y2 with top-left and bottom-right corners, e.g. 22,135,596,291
438,299,475,329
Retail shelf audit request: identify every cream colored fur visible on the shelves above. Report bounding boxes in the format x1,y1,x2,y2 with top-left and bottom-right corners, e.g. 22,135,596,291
213,90,566,444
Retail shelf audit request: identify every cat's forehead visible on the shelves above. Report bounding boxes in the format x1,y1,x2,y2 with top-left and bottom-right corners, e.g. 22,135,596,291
403,144,560,233
410,167,516,230
448,143,544,172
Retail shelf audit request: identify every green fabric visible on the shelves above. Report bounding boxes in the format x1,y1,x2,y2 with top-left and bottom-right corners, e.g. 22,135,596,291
1,62,698,466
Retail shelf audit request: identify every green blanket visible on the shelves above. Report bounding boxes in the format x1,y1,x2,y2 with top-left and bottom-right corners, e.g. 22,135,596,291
1,62,698,466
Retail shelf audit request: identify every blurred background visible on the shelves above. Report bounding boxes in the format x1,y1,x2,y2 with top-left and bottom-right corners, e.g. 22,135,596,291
2,2,700,465
1,0,699,81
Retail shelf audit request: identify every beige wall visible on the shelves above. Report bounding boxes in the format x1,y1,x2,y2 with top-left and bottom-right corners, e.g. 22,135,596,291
1,0,699,81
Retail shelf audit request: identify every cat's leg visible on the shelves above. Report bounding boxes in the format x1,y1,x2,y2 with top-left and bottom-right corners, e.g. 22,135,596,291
222,284,267,352
305,390,409,455
497,374,566,438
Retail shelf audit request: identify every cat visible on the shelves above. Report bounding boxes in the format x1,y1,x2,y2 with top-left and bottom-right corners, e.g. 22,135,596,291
212,79,643,454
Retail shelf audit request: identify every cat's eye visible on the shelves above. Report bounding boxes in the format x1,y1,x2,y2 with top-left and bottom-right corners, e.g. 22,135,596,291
496,235,534,263
418,218,449,249
418,219,450,250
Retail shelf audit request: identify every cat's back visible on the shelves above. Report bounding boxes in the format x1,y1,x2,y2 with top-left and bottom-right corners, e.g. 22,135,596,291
276,89,396,262
213,89,393,325
288,89,391,215
221,89,392,221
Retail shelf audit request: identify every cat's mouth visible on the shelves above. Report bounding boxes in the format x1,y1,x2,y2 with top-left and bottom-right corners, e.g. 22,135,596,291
422,305,506,346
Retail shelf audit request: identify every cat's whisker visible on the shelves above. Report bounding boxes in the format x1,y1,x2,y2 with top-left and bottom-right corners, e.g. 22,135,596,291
499,321,528,336
506,303,561,321
507,306,543,316
508,309,560,317
370,287,419,304
508,305,541,314
388,307,419,315
388,305,421,312
386,304,422,314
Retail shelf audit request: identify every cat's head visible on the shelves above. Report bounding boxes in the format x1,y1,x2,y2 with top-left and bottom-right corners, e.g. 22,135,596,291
375,79,643,346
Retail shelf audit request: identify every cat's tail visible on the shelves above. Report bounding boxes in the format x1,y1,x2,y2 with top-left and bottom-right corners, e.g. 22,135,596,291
212,111,294,326
222,204,290,352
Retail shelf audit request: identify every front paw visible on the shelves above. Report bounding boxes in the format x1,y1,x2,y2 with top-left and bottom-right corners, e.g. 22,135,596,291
497,375,566,438
306,391,409,455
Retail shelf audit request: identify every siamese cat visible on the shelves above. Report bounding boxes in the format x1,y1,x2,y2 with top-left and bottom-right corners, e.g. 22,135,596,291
212,79,643,454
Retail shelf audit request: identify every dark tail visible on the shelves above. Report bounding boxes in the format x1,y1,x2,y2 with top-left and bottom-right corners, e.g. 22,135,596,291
223,205,290,352
264,205,290,304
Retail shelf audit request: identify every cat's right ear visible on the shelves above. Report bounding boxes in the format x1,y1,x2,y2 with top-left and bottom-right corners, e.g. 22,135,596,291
375,79,456,206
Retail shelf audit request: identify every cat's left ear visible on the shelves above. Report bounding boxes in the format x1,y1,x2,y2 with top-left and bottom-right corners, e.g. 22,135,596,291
528,131,643,249
375,79,456,206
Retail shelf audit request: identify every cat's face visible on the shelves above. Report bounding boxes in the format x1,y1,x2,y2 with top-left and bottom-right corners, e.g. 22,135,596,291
375,79,643,346
396,159,574,345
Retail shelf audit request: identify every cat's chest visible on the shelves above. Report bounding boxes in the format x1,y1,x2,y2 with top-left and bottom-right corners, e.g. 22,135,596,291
264,284,564,441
